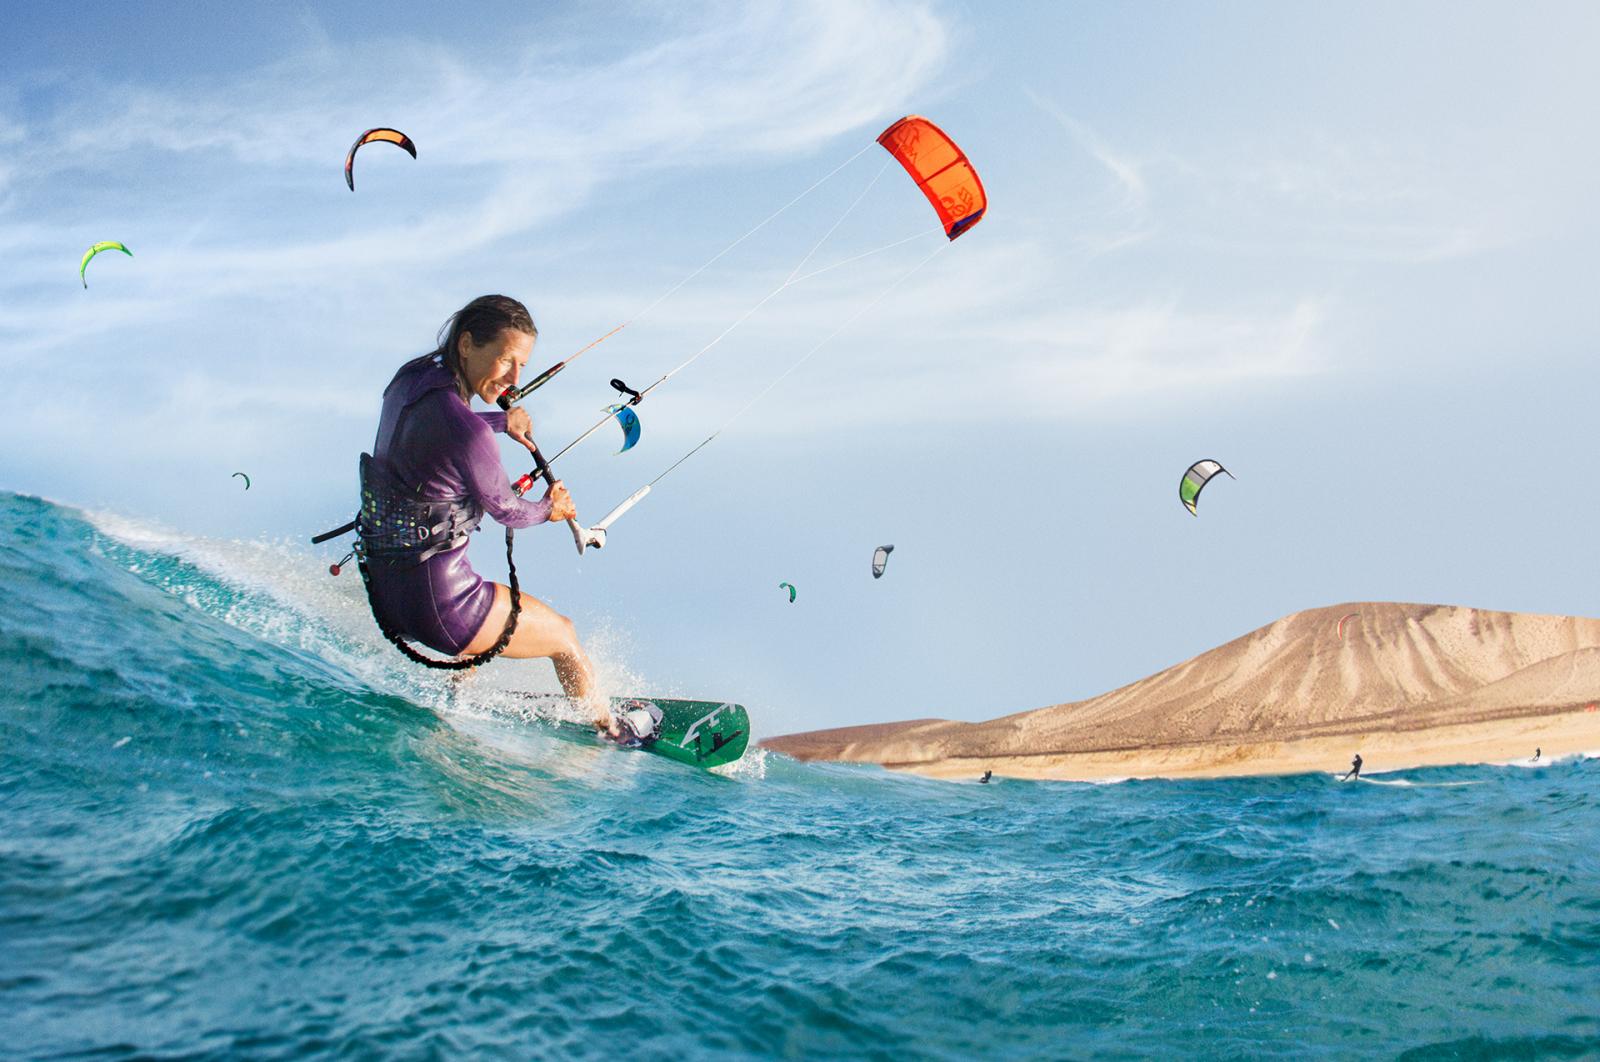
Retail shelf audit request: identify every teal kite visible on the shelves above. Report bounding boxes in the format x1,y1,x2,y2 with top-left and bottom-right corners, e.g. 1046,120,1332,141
604,404,641,453
232,472,251,490
778,582,796,603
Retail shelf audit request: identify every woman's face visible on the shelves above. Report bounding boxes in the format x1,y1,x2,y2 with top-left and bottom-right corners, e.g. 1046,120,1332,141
458,328,534,405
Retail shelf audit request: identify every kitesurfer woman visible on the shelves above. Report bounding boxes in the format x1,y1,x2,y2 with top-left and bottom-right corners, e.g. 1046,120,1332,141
359,294,606,725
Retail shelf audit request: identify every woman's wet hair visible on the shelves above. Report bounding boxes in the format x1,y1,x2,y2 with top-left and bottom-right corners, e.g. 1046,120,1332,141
433,294,537,384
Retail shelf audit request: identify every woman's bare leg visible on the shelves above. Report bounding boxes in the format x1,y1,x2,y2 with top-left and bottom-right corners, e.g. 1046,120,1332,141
461,583,608,725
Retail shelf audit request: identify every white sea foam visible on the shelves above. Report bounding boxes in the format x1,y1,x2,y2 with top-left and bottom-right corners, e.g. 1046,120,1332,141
80,505,653,726
715,745,768,780
76,503,775,789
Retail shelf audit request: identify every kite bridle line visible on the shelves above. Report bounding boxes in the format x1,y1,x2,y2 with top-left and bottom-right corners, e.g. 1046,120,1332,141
523,217,938,479
489,147,903,555
493,127,965,553
496,144,878,410
572,239,950,551
527,163,916,477
495,154,942,552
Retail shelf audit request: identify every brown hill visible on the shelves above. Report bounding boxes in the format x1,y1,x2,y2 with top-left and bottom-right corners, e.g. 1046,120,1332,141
761,603,1600,780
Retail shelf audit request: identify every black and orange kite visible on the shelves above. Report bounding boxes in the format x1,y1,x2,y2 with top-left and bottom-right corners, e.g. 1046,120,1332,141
344,128,417,191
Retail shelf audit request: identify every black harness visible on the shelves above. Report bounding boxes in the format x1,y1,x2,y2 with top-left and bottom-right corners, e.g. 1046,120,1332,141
313,406,522,670
356,453,483,565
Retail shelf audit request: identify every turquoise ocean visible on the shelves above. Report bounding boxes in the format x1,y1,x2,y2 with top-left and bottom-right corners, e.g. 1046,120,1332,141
3,491,1599,1059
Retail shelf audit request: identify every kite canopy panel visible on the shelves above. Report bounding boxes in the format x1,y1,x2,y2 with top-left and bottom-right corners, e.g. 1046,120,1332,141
877,115,986,240
345,127,417,190
871,544,895,579
778,581,796,603
1179,459,1234,516
604,404,642,453
79,241,132,288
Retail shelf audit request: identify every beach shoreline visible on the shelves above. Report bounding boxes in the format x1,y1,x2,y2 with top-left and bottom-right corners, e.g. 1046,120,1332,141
862,706,1600,782
762,602,1600,782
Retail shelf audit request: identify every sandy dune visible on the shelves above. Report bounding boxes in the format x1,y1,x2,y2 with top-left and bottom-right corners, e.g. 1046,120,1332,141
761,602,1600,781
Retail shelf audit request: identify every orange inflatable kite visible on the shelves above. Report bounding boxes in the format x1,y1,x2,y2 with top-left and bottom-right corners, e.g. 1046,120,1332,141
877,115,986,240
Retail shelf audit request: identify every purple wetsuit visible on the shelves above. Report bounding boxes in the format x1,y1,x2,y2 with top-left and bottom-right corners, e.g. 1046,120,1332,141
364,356,553,654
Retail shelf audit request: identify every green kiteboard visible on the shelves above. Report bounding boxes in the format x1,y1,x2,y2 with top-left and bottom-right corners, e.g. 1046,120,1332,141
520,694,750,770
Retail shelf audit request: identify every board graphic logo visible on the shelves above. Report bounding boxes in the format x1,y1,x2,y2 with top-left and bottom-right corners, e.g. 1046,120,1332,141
682,703,741,759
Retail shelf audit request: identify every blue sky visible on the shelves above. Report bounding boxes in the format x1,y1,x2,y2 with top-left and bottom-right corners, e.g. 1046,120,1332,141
4,1,1599,735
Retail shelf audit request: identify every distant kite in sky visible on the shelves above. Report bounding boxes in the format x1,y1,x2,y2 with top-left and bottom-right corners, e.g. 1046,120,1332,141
872,544,895,579
1337,612,1360,641
344,128,416,190
79,241,132,288
604,404,641,453
778,582,796,603
232,472,251,490
877,115,987,240
1179,460,1234,516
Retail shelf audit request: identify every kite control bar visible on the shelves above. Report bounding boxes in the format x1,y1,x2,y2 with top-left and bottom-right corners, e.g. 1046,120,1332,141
507,435,589,556
499,366,639,556
501,375,651,554
570,486,652,551
498,389,587,555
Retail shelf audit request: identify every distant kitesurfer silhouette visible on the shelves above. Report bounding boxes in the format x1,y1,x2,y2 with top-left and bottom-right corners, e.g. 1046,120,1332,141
1533,747,1541,762
1341,753,1363,781
979,770,993,784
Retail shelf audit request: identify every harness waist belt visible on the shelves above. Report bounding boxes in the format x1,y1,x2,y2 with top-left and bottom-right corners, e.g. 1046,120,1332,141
357,452,483,566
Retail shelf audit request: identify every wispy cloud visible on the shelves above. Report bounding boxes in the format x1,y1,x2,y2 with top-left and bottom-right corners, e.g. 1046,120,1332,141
0,1,951,355
1181,135,1520,264
1024,88,1157,258
0,0,1402,475
565,238,1330,439
1026,89,1148,213
1026,85,1515,268
993,296,1326,413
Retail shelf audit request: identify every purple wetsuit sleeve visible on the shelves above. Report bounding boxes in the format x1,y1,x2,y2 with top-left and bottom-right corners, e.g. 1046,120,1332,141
477,411,508,433
457,416,554,529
